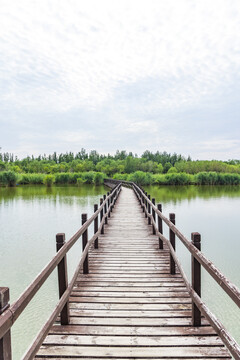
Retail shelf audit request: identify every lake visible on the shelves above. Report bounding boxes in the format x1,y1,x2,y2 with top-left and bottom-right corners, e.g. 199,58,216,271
0,184,240,359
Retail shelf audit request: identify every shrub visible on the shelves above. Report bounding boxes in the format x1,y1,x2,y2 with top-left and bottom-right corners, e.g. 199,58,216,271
0,171,18,186
128,171,154,185
77,177,84,186
82,171,95,184
43,175,55,187
194,172,218,185
19,173,45,184
93,172,105,185
153,174,166,184
68,173,79,184
165,173,191,185
167,167,178,174
113,173,129,181
55,173,71,184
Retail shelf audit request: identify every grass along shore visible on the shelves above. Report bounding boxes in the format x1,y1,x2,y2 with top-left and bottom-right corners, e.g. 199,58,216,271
1,170,240,187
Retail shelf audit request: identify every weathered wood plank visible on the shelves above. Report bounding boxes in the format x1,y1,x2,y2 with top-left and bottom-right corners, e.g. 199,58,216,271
69,302,191,310
48,324,217,336
43,334,223,346
69,317,209,326
71,291,190,297
69,309,192,317
69,296,192,303
37,345,230,358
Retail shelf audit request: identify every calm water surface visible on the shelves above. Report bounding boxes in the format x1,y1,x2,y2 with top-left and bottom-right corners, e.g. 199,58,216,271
0,185,107,359
0,184,240,358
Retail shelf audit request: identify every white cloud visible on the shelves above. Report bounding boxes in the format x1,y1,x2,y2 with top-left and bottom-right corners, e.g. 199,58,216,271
1,0,240,111
0,0,240,158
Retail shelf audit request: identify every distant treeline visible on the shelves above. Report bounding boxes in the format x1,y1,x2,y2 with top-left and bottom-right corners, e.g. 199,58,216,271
0,149,240,186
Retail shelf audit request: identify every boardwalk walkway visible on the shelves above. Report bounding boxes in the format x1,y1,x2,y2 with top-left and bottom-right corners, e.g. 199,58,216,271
35,187,230,359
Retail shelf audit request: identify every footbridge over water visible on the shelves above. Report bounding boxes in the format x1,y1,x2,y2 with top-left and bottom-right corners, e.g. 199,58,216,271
0,180,240,359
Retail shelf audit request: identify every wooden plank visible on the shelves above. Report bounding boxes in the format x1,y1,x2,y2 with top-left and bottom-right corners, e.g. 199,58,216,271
71,291,190,297
37,345,230,358
69,309,192,317
48,324,217,336
36,358,230,360
69,296,192,303
43,334,223,346
69,317,209,326
69,302,191,310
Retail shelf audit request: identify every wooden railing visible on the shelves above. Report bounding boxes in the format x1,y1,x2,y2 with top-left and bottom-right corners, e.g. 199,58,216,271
0,182,122,360
108,179,240,360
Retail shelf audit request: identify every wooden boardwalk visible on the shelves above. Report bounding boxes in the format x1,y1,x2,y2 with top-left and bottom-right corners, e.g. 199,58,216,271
35,187,230,359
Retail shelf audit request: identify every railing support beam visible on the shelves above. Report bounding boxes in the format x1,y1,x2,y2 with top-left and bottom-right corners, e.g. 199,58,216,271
100,198,104,234
82,214,89,274
152,198,156,234
192,232,201,326
56,233,69,325
104,195,108,224
157,204,163,249
94,204,98,249
169,213,176,275
0,287,11,360
148,195,151,224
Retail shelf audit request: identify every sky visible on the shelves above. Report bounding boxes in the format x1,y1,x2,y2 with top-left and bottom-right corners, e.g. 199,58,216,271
0,0,240,160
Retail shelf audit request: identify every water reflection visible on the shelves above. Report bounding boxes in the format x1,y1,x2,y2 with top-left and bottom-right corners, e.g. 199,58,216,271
144,185,240,204
0,184,107,359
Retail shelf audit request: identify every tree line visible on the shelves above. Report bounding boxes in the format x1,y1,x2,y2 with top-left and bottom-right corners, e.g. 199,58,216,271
0,149,240,186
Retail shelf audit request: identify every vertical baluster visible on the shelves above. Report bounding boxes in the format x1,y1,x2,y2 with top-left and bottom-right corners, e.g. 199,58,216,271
0,287,12,360
157,204,163,249
110,190,114,213
191,232,201,326
94,204,98,249
100,198,104,234
144,192,148,217
107,192,111,218
82,214,89,274
148,195,151,225
103,194,108,224
56,233,69,325
169,213,176,275
152,198,156,234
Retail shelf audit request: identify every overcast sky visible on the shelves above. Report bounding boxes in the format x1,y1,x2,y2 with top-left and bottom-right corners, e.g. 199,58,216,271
0,0,240,160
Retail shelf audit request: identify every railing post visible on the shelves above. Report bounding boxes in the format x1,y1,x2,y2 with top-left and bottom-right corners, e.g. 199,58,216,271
110,191,113,213
100,198,104,234
82,214,89,274
0,287,12,360
144,192,148,217
141,192,144,212
169,213,176,275
107,192,111,218
152,198,156,234
191,232,201,326
56,233,69,325
148,195,151,225
103,194,108,224
157,204,163,249
94,204,98,249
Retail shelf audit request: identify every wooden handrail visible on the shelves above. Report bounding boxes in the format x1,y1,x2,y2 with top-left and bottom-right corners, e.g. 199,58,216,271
0,183,121,344
131,181,240,309
23,185,122,360
107,178,240,307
